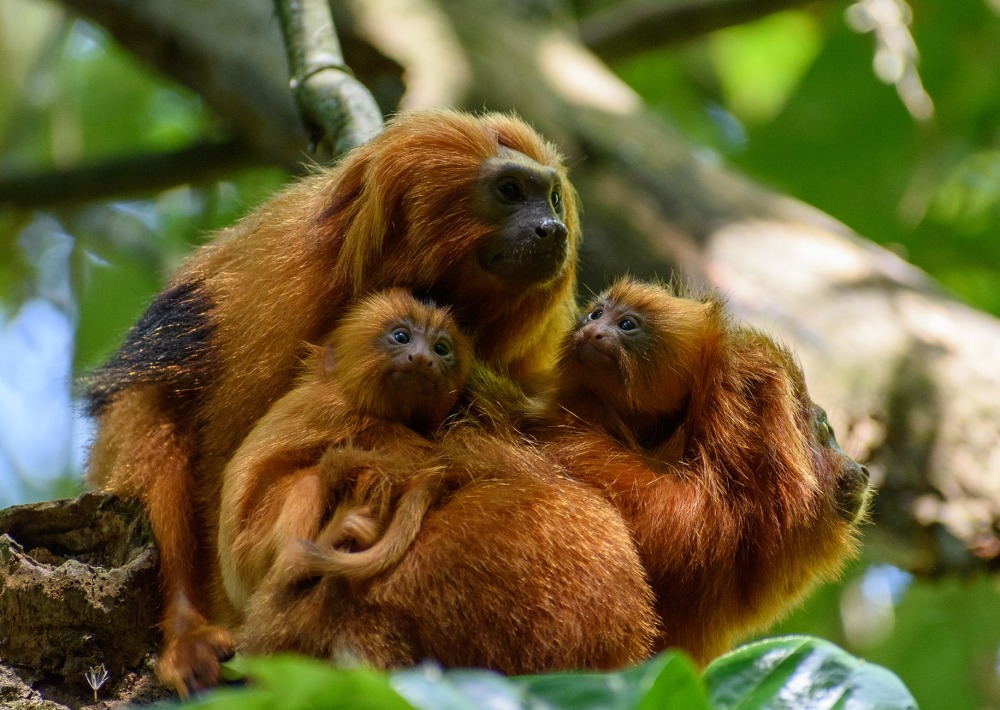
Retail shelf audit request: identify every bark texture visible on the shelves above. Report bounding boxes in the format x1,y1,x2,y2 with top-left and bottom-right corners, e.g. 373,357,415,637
0,494,168,709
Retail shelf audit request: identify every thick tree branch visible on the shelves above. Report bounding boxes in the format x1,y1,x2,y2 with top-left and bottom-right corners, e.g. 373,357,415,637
0,139,259,209
580,0,820,61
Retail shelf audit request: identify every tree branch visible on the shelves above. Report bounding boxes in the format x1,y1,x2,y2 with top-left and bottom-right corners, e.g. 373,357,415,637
273,0,384,156
579,0,820,61
0,139,259,209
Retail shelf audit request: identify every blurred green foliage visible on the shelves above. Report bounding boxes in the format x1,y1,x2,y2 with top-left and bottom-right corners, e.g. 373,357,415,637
0,1,290,369
615,0,1000,316
768,554,1000,709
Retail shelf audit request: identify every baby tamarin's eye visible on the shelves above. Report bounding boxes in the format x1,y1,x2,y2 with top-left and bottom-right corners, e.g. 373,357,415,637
391,328,411,344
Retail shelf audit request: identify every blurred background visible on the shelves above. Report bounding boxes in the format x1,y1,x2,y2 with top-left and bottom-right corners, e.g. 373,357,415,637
1,0,999,707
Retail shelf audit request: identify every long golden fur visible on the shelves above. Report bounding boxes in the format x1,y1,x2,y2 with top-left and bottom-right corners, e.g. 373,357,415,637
238,428,658,674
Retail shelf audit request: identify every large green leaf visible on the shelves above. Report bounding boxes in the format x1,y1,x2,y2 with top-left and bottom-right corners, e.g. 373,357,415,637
151,639,917,710
704,636,918,710
514,651,707,710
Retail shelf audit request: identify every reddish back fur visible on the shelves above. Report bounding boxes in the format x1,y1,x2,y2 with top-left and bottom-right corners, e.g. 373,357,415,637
239,430,658,674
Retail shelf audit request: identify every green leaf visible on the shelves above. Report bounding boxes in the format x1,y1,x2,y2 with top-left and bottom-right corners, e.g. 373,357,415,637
393,666,540,710
514,651,708,710
167,655,415,710
392,651,708,710
704,636,918,710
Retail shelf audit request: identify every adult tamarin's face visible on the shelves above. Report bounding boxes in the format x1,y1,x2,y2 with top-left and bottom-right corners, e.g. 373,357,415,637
472,147,570,287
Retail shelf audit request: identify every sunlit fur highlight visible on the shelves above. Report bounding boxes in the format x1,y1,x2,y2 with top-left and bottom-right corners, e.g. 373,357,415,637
544,277,869,666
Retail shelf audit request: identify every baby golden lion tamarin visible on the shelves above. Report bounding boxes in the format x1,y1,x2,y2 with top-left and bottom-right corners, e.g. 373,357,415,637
543,278,870,666
218,288,472,614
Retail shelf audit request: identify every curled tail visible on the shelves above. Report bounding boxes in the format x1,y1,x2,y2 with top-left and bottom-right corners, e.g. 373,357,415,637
293,481,437,581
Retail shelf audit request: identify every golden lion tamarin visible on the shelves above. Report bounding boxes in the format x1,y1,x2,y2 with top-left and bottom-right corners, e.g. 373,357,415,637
83,110,580,695
218,288,472,613
543,278,870,666
238,426,659,674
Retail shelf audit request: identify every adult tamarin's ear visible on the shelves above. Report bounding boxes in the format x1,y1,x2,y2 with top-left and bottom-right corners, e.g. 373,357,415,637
545,277,869,666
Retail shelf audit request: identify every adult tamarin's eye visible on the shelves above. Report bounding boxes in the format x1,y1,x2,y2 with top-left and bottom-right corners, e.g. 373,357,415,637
496,178,524,202
551,187,562,211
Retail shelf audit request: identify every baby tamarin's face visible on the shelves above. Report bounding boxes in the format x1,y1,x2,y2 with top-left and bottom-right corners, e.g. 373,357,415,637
557,280,714,418
323,288,473,433
378,310,464,399
572,298,650,372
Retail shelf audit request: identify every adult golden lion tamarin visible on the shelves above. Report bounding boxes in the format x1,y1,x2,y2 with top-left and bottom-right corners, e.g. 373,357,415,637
217,288,472,613
83,110,581,695
542,278,870,665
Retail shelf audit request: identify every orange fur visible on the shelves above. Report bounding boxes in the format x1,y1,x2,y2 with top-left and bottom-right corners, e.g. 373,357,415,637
239,427,658,673
291,466,443,582
84,111,579,695
543,278,870,666
218,289,471,613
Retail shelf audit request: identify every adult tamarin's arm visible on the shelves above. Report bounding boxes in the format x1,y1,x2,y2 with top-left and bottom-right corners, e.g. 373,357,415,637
545,278,870,666
84,110,581,695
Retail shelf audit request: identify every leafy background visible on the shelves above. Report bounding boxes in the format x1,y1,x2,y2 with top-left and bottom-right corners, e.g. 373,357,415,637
1,0,998,707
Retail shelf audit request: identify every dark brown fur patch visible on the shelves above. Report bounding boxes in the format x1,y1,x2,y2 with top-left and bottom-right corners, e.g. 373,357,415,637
83,280,216,415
